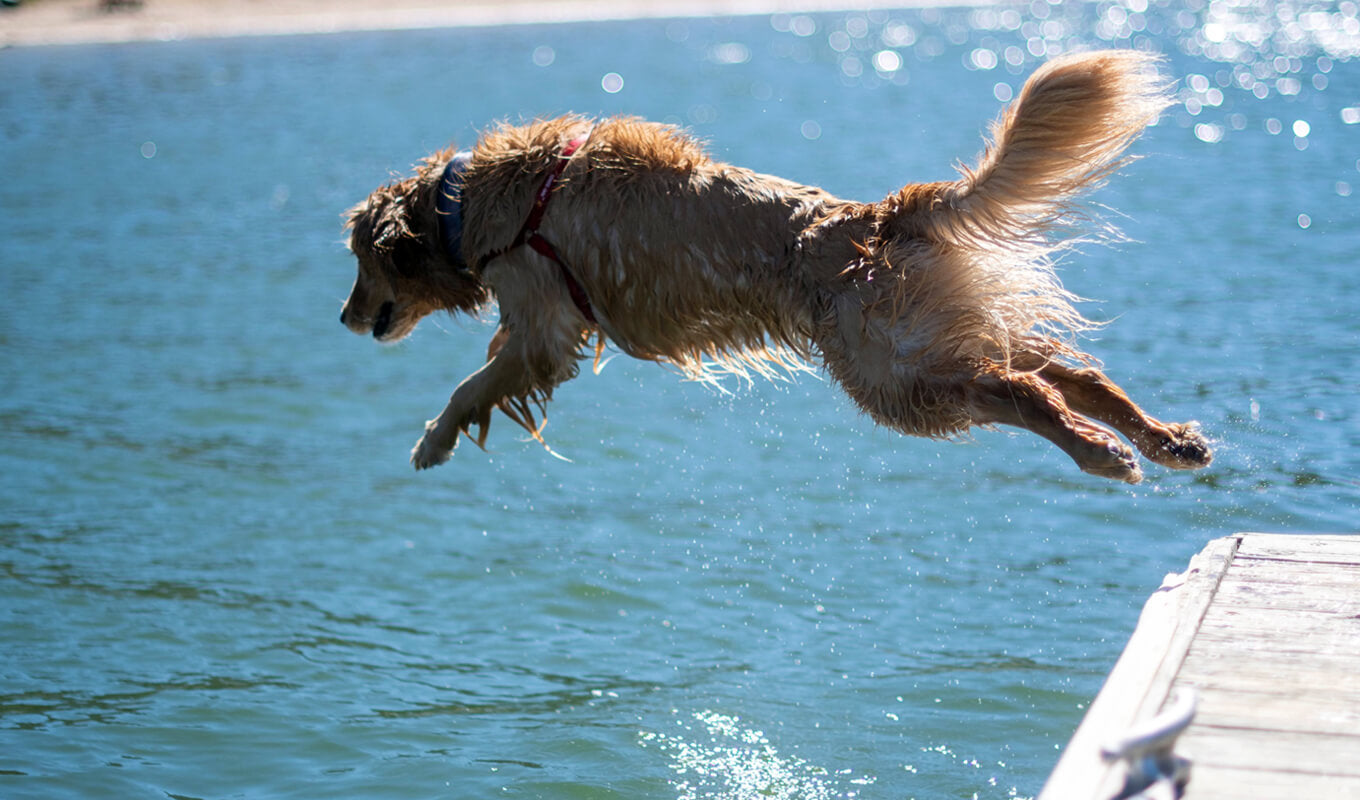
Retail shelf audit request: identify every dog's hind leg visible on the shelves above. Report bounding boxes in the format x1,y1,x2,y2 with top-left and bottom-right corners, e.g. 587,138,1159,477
1027,361,1212,470
965,370,1145,483
817,317,1142,480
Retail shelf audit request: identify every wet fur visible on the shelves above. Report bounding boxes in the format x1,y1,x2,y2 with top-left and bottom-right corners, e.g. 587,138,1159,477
341,50,1212,483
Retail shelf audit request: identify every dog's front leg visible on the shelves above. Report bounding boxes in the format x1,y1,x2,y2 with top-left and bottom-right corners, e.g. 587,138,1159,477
412,253,594,469
412,315,588,468
410,338,517,469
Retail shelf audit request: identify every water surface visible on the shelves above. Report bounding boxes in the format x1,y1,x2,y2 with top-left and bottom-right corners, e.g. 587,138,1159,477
2,3,1358,798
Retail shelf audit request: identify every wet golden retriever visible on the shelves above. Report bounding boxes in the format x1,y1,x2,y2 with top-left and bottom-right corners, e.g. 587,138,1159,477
340,50,1212,483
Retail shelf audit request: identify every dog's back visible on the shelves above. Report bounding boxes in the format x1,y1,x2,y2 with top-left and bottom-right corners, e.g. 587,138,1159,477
463,116,850,379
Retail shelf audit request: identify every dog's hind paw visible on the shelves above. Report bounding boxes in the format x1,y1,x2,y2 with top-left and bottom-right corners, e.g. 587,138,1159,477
1081,440,1144,484
1148,421,1213,470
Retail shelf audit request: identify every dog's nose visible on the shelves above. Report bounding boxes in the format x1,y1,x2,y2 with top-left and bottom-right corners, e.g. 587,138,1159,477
339,308,348,326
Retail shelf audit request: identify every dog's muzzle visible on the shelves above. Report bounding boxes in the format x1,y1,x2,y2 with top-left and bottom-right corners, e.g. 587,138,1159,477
339,301,394,339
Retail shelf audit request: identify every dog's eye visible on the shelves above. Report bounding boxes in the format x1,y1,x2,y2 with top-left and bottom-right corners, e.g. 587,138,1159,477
389,236,427,278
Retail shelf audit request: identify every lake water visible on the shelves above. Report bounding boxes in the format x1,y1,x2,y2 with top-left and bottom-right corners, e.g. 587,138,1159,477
2,3,1358,798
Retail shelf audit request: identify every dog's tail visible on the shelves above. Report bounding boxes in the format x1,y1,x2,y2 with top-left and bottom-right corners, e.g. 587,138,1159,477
932,49,1172,245
865,50,1171,368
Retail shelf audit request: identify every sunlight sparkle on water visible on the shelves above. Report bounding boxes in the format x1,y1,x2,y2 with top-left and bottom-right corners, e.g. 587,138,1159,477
778,0,1360,148
639,710,874,800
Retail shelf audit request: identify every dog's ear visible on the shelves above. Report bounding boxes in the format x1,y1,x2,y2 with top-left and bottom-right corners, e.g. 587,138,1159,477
364,183,437,277
371,187,419,253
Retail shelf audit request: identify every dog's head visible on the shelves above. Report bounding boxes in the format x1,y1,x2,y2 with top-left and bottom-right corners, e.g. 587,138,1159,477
340,151,489,343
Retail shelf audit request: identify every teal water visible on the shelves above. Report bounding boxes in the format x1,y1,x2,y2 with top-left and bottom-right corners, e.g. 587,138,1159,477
2,4,1358,798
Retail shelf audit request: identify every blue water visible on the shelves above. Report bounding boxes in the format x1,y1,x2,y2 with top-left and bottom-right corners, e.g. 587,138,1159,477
2,4,1357,798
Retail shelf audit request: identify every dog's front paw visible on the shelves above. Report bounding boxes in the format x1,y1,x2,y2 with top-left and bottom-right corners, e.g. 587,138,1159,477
410,419,456,470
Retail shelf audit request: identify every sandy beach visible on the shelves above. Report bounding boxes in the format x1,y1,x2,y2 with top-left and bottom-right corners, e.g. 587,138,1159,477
0,0,950,47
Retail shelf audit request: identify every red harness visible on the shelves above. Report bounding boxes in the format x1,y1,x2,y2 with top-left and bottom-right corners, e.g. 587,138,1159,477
477,132,596,323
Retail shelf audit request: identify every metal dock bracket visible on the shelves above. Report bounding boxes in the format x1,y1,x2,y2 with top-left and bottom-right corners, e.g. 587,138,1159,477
1100,688,1196,800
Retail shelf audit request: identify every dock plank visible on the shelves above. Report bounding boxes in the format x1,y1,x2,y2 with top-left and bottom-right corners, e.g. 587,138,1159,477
1218,557,1360,590
1235,532,1360,562
1197,603,1360,641
1212,577,1360,613
1177,651,1360,697
1178,726,1360,777
1184,765,1360,800
1186,687,1360,736
1039,532,1360,800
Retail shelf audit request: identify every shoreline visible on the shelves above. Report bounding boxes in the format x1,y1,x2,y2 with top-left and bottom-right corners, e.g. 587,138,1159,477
1,0,988,48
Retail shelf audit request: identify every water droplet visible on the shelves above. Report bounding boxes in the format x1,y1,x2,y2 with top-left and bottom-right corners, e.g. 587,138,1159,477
709,42,750,65
969,48,998,70
882,22,916,47
790,15,817,37
601,72,624,93
1194,123,1225,143
872,49,902,73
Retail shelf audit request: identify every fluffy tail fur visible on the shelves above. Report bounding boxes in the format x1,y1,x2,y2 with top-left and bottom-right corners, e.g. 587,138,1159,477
869,50,1172,374
943,49,1171,242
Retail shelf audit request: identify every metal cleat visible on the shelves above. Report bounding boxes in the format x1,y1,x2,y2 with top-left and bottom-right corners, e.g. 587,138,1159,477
1101,688,1196,800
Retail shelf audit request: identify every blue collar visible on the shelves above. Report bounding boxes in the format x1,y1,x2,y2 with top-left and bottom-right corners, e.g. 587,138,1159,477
435,151,474,272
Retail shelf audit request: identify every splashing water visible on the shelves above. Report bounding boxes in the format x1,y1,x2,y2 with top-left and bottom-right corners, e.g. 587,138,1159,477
639,710,876,800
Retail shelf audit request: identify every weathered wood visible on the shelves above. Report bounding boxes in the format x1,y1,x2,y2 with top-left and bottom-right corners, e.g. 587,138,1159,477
1182,765,1360,800
1038,532,1360,800
1219,557,1360,590
1177,647,1360,688
1212,576,1360,613
1197,603,1360,641
1177,653,1360,698
1178,726,1360,776
1235,531,1360,562
1186,686,1360,736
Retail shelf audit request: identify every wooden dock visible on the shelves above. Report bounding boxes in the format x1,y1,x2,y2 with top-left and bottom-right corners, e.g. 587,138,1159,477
1040,532,1360,799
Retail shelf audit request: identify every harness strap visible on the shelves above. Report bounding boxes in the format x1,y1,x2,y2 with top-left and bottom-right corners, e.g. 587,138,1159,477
477,130,596,323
